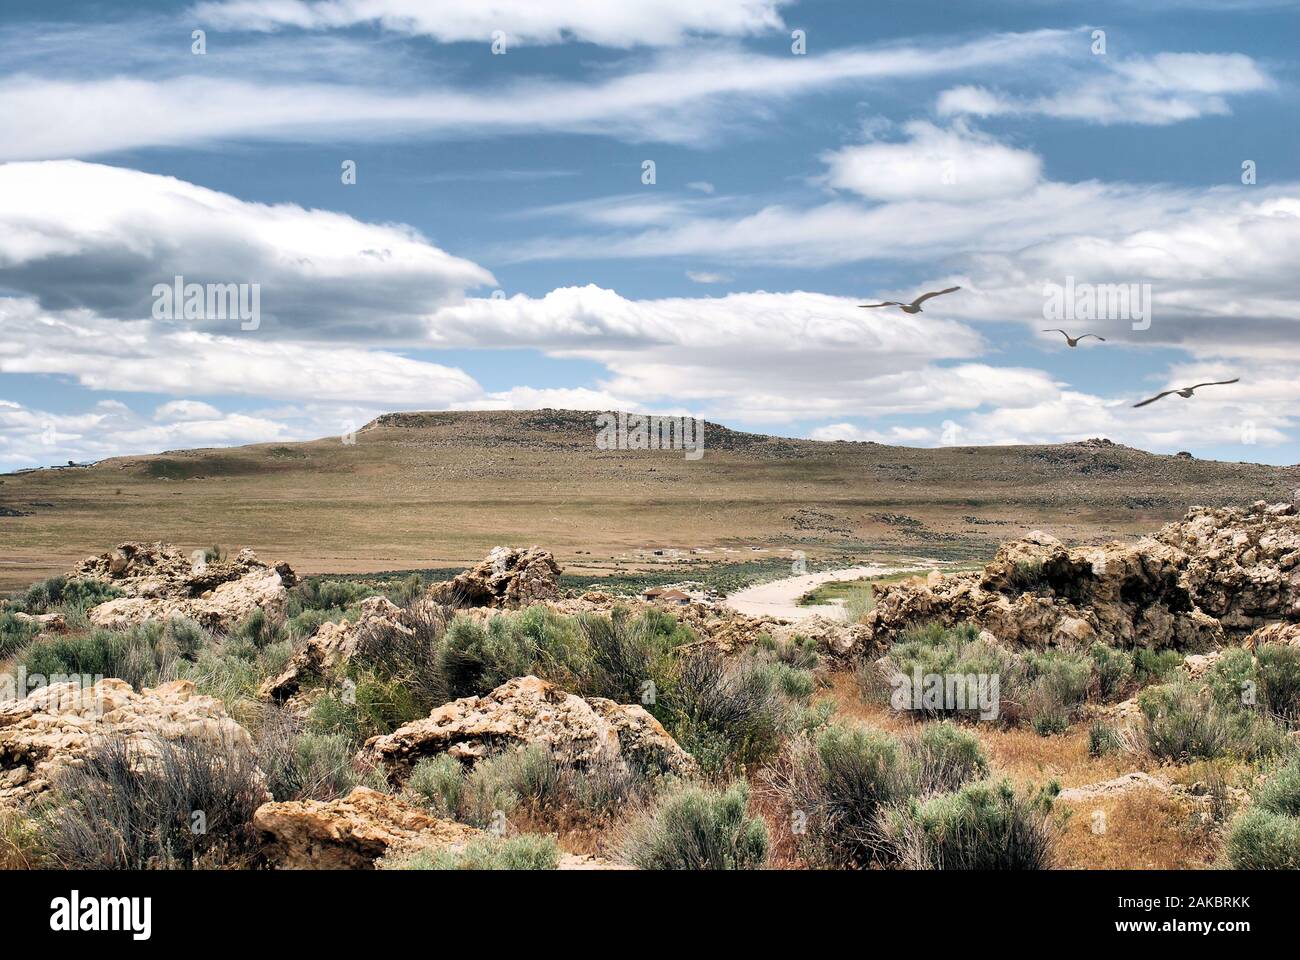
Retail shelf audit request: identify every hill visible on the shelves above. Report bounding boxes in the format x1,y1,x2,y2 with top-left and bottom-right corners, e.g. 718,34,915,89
1,408,1296,591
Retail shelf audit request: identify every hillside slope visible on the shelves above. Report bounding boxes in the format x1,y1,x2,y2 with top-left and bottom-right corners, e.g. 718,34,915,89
1,409,1296,590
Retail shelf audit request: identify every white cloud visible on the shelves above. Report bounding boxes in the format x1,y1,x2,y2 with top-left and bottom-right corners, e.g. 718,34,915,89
0,298,485,406
193,0,789,47
821,121,1042,203
153,400,224,422
0,161,494,338
936,52,1273,125
686,271,733,284
0,30,1077,158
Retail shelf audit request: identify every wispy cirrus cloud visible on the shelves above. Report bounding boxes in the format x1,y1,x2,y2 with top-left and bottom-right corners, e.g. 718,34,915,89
191,0,791,47
936,51,1274,124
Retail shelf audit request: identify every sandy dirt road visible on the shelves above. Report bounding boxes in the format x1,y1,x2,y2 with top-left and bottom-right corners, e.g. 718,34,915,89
723,564,928,622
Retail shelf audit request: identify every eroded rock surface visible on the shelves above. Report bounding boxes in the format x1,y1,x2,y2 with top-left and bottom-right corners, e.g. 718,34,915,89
259,596,412,702
427,546,561,608
254,785,624,869
0,678,257,807
73,542,296,630
361,675,695,780
254,786,479,869
866,502,1300,651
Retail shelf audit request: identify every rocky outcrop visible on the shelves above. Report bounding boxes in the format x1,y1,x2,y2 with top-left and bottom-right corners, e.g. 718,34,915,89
427,547,561,608
72,542,296,630
254,786,625,870
11,611,66,633
866,502,1300,652
254,786,479,869
0,678,257,807
259,596,410,702
1245,621,1300,650
361,675,695,780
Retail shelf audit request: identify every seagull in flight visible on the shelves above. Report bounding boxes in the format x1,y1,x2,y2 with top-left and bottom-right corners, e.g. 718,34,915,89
1132,379,1240,408
1043,329,1105,348
860,286,961,314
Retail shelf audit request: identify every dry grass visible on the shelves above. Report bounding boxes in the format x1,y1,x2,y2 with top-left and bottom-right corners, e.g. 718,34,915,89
1054,788,1219,869
5,408,1295,590
819,670,1234,869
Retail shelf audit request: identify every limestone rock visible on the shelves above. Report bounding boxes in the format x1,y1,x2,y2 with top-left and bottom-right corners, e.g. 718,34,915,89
427,546,561,609
73,541,295,631
254,786,479,869
361,675,695,780
259,596,410,702
1244,621,1300,650
867,502,1300,652
12,611,66,632
0,678,258,807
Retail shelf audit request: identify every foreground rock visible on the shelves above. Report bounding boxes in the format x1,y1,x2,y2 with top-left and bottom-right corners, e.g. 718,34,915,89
427,546,561,608
254,787,479,869
254,786,623,869
866,502,1300,651
0,679,257,807
362,676,695,780
259,596,413,702
73,541,296,631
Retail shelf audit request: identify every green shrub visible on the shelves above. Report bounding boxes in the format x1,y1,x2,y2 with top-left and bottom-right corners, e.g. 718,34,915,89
259,724,368,801
1089,642,1134,699
876,622,1013,720
41,734,264,869
576,607,684,708
1253,759,1300,818
1088,722,1123,757
21,623,175,690
19,576,122,614
1134,648,1183,684
1206,647,1258,709
1257,643,1300,726
912,722,988,793
164,617,210,660
621,782,768,870
1223,808,1300,869
384,834,560,870
405,755,466,819
1138,681,1281,761
1017,649,1091,735
881,779,1057,870
666,652,799,776
233,607,282,649
0,610,38,659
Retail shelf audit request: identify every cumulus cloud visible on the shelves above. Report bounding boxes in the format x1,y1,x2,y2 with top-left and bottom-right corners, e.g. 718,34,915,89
192,0,789,47
821,122,1042,203
0,398,296,470
936,52,1273,125
0,161,494,339
0,297,485,406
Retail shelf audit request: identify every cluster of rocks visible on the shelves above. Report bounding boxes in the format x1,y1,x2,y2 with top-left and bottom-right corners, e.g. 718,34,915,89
363,675,696,780
865,502,1300,652
427,546,561,609
71,541,297,631
253,786,621,870
0,678,258,807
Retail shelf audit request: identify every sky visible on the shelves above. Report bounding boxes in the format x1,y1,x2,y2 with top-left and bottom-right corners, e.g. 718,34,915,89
1,0,1298,471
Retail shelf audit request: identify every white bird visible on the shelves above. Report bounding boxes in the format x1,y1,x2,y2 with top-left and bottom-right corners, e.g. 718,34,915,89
859,286,961,314
1043,329,1105,348
1132,379,1239,408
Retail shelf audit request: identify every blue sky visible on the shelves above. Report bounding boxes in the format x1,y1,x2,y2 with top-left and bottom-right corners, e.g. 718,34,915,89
1,0,1298,470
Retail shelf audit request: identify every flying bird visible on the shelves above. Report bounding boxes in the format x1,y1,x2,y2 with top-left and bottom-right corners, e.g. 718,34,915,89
1043,329,1105,348
1132,379,1240,408
859,286,961,314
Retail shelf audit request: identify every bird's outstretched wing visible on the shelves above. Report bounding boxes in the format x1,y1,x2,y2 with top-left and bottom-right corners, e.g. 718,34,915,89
1042,329,1069,339
1133,390,1177,408
1190,378,1240,390
1078,334,1106,342
859,302,903,308
912,286,961,306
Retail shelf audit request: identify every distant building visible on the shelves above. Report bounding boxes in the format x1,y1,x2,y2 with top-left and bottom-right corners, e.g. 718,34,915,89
657,589,691,605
